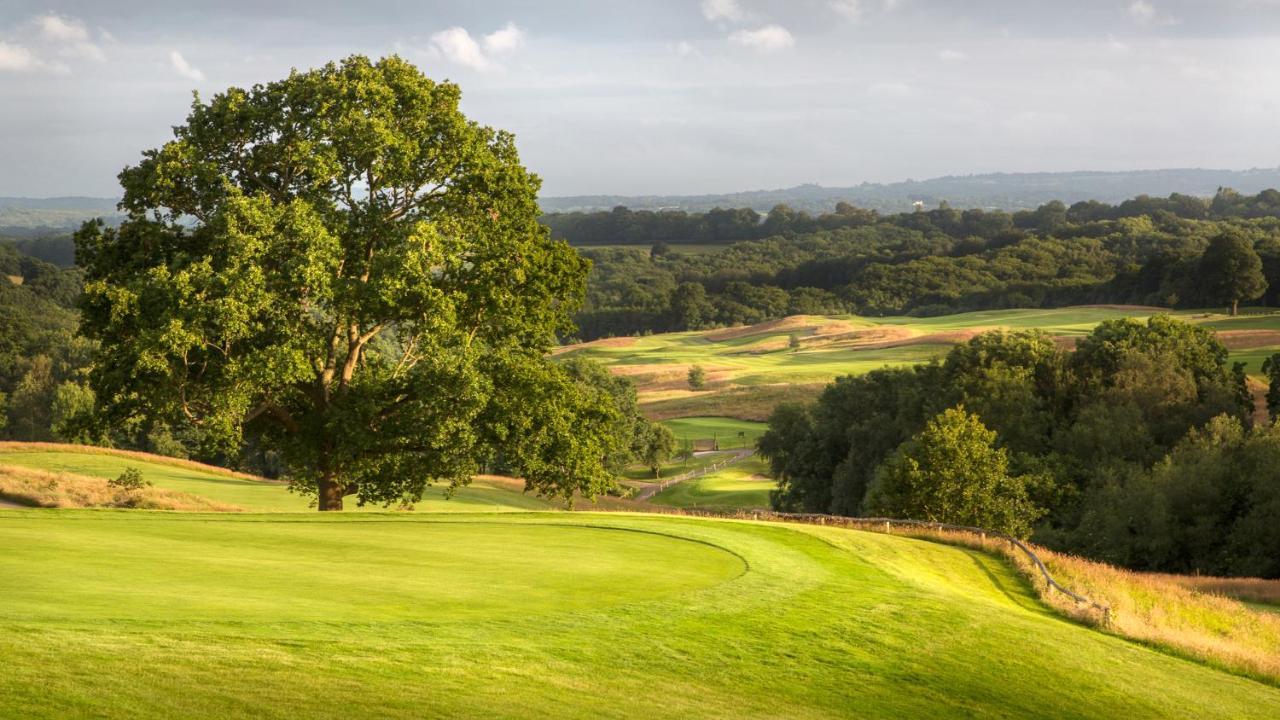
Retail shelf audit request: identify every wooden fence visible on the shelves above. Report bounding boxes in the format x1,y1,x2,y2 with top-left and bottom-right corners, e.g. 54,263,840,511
614,505,1112,624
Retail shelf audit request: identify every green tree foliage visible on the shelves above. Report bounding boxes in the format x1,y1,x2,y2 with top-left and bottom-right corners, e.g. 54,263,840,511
865,407,1042,538
1262,353,1280,421
107,466,149,492
75,56,604,511
759,318,1258,572
1074,415,1280,576
8,355,55,441
559,356,655,477
0,242,89,442
49,381,96,444
639,423,676,478
569,190,1280,340
687,364,707,391
1197,230,1267,315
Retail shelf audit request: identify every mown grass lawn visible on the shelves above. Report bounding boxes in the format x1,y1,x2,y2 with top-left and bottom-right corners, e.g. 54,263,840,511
0,449,552,512
661,417,767,448
0,509,1276,719
651,454,775,510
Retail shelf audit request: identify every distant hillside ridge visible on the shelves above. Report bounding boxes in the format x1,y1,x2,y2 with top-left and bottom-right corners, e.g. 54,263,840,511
10,168,1280,228
540,167,1280,214
0,195,123,234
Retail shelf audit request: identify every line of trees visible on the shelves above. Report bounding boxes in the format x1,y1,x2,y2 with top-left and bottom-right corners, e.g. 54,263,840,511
758,317,1280,577
572,192,1280,339
545,188,1280,247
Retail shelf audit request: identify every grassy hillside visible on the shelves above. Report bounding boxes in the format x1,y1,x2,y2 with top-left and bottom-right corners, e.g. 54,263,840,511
651,455,775,510
0,444,553,513
661,417,767,449
0,510,1275,718
559,307,1280,420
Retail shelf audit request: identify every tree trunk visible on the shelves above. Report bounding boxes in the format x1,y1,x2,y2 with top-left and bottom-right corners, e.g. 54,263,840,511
1232,298,1239,316
318,475,344,511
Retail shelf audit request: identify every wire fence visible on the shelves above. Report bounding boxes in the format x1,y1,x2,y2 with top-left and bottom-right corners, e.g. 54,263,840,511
633,450,753,501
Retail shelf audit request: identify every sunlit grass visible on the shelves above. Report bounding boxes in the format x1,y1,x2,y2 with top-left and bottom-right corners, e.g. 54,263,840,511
561,308,1280,419
651,455,775,510
1,510,1276,718
0,445,553,513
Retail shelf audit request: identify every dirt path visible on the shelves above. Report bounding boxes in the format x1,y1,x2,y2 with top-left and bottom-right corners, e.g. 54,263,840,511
632,449,754,502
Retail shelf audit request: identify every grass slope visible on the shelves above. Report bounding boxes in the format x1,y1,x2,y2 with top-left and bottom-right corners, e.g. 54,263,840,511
651,454,775,510
560,308,1280,419
0,511,1275,719
661,416,767,448
0,446,553,513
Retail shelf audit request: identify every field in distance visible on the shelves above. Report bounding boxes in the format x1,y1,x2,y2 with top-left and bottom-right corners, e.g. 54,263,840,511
558,307,1280,420
2,509,1277,718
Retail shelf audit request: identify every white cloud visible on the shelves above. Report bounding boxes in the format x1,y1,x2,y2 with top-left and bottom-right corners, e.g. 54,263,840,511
37,14,89,43
483,22,525,55
0,42,40,72
728,25,795,52
702,0,748,23
36,13,104,62
1128,1,1157,24
938,48,968,62
428,23,526,72
830,1,863,21
430,27,491,71
169,51,205,82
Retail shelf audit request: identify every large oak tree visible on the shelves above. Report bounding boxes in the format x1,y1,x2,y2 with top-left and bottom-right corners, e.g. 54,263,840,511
76,56,621,510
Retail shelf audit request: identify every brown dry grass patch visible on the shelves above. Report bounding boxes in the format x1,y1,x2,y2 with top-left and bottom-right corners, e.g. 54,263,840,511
1033,545,1280,683
1248,377,1270,426
1073,304,1168,312
640,383,827,421
610,364,736,394
1216,330,1280,350
551,336,638,355
1155,574,1280,606
704,317,801,342
0,464,241,511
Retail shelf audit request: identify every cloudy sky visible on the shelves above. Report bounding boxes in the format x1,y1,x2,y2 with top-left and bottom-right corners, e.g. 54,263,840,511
2,0,1279,198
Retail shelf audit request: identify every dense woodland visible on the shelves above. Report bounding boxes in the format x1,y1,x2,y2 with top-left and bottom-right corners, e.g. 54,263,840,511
566,188,1280,339
759,319,1280,577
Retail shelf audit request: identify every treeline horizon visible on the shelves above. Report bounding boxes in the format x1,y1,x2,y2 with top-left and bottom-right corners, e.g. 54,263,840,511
571,187,1280,340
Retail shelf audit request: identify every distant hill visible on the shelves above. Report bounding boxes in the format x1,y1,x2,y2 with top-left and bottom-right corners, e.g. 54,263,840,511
11,167,1280,229
0,196,121,235
540,168,1280,214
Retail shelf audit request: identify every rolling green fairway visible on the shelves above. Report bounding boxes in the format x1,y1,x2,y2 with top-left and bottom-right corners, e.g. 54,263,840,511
0,510,1276,718
559,307,1280,419
0,448,553,513
651,454,775,510
661,417,767,448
